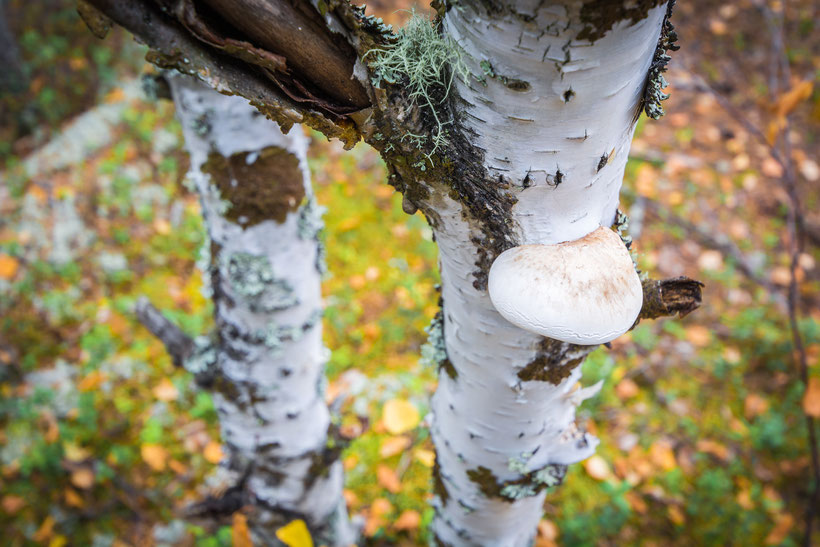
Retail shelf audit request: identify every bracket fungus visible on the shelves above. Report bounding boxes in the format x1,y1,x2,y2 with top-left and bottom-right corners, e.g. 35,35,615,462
488,227,643,345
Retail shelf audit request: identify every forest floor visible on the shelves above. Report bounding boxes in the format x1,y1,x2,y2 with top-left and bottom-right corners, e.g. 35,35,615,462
0,1,818,546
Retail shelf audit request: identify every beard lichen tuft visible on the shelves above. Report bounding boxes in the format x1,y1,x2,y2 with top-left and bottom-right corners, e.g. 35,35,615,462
365,11,471,161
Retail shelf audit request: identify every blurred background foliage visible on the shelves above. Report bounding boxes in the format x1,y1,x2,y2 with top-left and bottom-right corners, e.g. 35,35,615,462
0,0,818,545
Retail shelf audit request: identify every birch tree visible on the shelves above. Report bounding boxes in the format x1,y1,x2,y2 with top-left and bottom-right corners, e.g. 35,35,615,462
137,77,357,544
83,0,703,544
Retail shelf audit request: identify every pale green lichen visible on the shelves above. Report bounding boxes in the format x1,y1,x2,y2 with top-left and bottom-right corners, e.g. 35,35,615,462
227,252,298,313
185,336,217,376
365,11,471,160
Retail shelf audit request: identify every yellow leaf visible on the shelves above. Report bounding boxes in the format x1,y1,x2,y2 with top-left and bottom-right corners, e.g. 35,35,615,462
203,441,225,464
382,399,420,435
775,80,813,118
141,443,169,471
414,448,435,468
63,442,91,463
275,519,313,547
583,455,611,481
0,254,19,280
153,378,179,402
232,513,253,547
70,467,95,490
803,377,820,418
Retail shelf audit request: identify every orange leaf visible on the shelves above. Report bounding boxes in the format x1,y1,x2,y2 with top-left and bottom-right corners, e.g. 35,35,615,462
141,443,169,471
803,377,820,418
203,441,225,464
232,513,253,547
379,436,411,459
775,80,813,118
70,467,95,490
649,441,677,471
583,455,611,481
64,488,85,508
1,495,25,514
32,516,55,543
376,464,401,493
382,399,420,435
153,378,179,402
765,513,794,545
394,509,421,531
0,254,19,280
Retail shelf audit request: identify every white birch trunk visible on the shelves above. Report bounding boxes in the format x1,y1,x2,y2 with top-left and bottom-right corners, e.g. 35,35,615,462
170,77,355,546
425,2,670,544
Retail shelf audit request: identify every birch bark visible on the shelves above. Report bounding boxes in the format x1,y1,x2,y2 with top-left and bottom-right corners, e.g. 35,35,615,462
169,77,355,546
423,2,670,544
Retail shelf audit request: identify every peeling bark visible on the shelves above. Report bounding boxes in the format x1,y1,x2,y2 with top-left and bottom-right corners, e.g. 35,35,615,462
169,76,355,546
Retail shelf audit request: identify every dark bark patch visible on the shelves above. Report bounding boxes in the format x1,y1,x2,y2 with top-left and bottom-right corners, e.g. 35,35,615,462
577,0,665,43
517,338,591,385
204,146,305,227
433,457,451,507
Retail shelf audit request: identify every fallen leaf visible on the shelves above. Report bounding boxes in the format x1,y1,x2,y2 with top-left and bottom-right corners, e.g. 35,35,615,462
615,378,639,399
414,448,435,468
668,505,685,525
1,495,25,514
64,488,85,508
537,520,559,540
380,436,411,459
377,464,402,493
696,439,730,461
63,443,91,463
744,393,769,419
70,467,95,489
394,509,421,531
232,513,253,547
382,399,420,435
584,455,611,481
803,377,820,418
32,516,55,543
775,80,813,118
650,441,677,471
141,443,169,471
0,254,19,280
685,325,711,347
365,498,393,536
275,519,313,547
153,378,179,402
203,441,224,464
765,513,794,545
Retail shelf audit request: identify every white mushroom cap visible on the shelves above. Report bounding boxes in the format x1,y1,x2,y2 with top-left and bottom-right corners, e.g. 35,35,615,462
488,226,643,345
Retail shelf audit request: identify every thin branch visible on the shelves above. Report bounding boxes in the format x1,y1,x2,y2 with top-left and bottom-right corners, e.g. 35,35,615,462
135,296,194,368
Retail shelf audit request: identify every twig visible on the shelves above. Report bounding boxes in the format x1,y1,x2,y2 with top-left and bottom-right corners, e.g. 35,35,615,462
135,297,195,368
623,187,776,292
